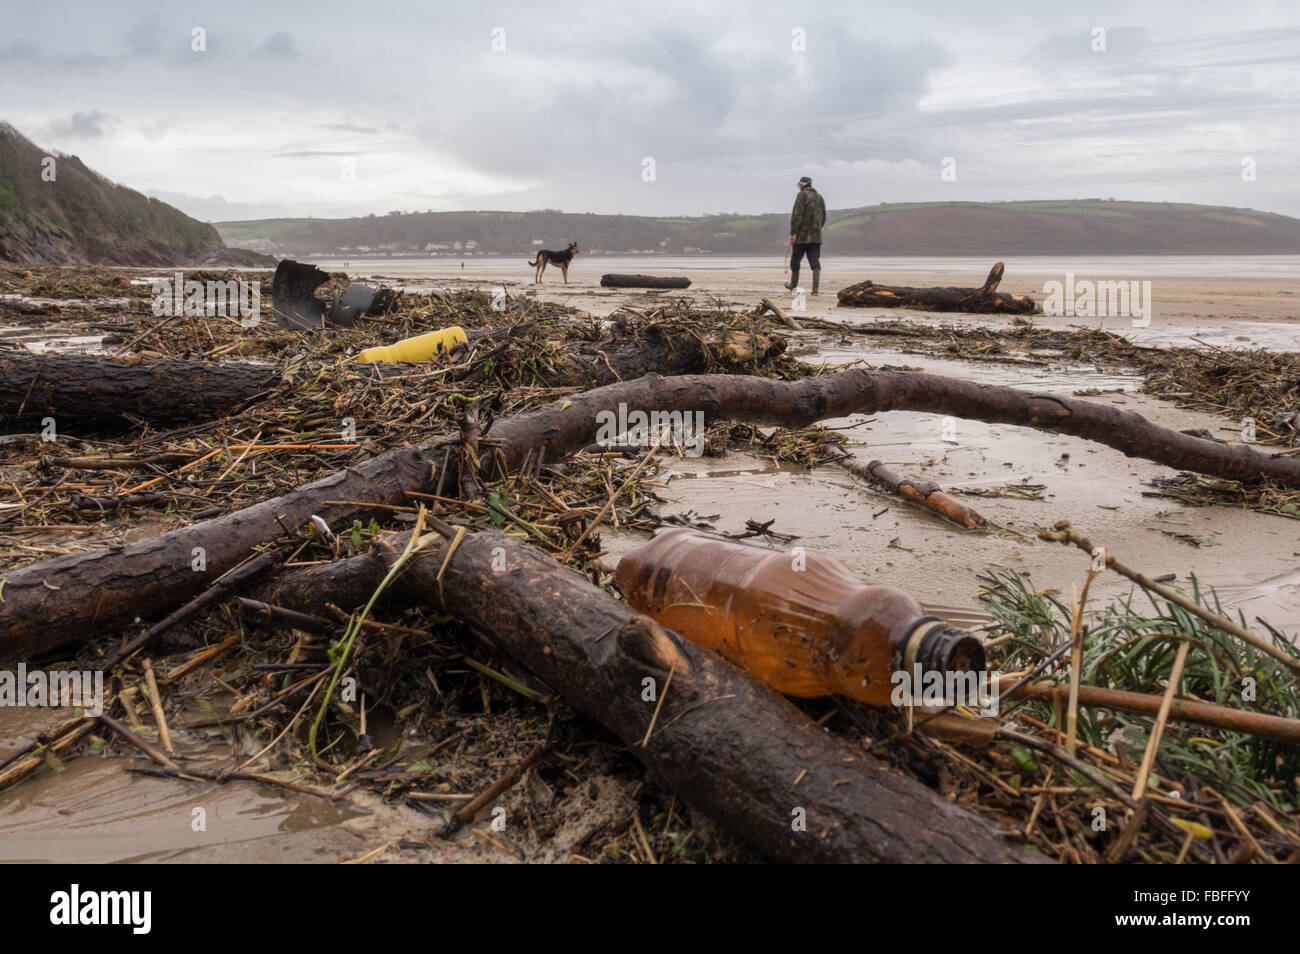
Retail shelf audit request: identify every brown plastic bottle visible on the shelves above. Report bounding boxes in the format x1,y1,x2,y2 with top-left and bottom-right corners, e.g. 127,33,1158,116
614,528,985,706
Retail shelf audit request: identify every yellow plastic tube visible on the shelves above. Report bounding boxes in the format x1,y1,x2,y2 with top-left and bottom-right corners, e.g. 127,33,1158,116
356,326,468,364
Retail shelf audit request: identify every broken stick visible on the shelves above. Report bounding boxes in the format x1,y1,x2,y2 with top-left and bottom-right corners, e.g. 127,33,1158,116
835,457,987,529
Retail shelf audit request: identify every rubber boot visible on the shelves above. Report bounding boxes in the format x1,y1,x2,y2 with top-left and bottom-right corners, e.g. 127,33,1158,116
811,269,821,296
784,266,799,291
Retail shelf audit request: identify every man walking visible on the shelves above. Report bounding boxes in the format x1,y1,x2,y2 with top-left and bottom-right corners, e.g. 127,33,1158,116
784,175,826,295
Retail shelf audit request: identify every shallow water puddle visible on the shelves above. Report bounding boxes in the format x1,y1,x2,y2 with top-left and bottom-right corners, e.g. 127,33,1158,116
0,755,358,863
0,327,108,353
800,342,1141,394
1127,321,1300,353
0,703,366,863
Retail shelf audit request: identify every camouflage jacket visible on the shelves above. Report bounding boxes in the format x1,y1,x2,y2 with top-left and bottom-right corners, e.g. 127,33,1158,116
790,187,826,244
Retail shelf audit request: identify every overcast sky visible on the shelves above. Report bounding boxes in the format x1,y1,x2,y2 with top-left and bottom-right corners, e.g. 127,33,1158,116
3,1,1297,222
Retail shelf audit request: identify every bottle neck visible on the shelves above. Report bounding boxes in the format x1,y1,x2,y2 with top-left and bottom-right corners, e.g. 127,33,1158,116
898,617,986,676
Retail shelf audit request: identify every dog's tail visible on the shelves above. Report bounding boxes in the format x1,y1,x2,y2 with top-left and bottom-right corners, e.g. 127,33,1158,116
528,255,540,266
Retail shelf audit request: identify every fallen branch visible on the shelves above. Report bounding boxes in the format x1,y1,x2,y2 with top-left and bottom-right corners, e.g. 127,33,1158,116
442,730,550,838
98,712,179,770
758,297,803,331
0,441,440,659
100,551,278,669
0,717,98,789
797,316,923,337
234,597,333,634
1006,680,1300,746
485,371,1300,485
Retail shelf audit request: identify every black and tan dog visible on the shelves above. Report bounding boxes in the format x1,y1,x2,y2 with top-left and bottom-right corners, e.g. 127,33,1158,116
528,241,579,284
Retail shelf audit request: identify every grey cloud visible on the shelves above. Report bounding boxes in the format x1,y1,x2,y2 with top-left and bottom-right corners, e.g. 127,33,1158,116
0,42,108,69
257,30,298,57
45,110,117,139
320,123,383,134
272,149,365,158
146,189,297,221
126,19,164,56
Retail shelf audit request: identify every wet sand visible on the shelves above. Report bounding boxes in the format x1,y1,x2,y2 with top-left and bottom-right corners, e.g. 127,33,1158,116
330,254,1300,347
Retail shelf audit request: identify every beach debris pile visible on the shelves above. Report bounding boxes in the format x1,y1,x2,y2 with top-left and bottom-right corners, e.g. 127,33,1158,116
0,262,1296,863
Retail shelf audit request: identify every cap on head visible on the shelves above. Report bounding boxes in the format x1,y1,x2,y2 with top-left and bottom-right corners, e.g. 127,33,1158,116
798,176,812,187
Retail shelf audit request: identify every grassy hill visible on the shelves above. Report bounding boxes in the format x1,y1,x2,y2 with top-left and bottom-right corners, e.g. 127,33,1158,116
0,121,270,266
217,199,1300,259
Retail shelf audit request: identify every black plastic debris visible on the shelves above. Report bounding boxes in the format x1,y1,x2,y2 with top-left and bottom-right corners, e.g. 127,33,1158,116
272,259,329,330
271,260,399,331
328,282,377,327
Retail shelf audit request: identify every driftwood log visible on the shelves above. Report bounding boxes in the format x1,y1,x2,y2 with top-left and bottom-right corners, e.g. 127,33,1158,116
600,274,692,289
837,262,1036,314
5,369,1298,658
254,528,1048,864
0,352,279,430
